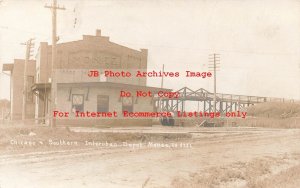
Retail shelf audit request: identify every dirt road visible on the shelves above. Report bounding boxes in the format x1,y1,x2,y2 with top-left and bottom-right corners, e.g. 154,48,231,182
0,127,300,188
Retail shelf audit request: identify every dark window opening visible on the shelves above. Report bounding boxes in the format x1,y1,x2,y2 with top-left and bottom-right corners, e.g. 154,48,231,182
72,94,84,112
97,95,109,112
122,97,133,113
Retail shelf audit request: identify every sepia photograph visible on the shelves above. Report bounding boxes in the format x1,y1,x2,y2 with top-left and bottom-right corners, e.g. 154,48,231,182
0,0,300,187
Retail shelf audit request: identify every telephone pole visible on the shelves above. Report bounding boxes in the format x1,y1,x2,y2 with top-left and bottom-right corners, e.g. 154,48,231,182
21,38,35,122
158,64,165,112
45,0,65,127
209,53,220,114
161,64,165,89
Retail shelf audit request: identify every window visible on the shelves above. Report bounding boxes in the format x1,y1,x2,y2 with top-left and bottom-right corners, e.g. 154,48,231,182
72,94,84,112
27,76,34,102
122,97,133,113
97,95,109,112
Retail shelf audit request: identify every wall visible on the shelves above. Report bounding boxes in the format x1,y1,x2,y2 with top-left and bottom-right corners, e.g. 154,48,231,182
37,30,148,86
11,59,36,120
35,30,149,125
55,85,154,126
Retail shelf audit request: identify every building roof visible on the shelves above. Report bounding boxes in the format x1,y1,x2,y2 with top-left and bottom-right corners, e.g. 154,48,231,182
44,29,147,55
2,64,14,72
32,82,171,92
2,59,36,72
31,83,51,91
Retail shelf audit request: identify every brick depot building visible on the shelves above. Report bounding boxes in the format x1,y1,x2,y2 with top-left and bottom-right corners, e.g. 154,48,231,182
4,30,169,126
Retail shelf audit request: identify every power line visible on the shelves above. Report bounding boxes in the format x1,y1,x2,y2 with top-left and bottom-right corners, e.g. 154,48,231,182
120,41,300,56
1,24,299,57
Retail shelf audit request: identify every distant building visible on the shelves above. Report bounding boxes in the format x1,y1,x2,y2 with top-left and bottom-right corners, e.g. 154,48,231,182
0,99,10,121
2,59,36,120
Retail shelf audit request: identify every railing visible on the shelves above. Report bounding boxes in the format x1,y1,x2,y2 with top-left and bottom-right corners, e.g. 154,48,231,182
156,87,298,104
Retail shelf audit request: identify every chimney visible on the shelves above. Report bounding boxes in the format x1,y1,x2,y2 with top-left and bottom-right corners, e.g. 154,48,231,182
140,49,148,56
96,29,101,36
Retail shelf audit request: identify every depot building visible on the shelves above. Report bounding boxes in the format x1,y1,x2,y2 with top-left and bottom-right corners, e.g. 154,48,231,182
30,30,171,126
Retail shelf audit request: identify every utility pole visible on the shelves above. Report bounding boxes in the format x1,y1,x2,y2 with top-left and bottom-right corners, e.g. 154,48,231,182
209,53,220,114
161,64,164,88
21,38,35,122
159,64,165,112
45,0,65,127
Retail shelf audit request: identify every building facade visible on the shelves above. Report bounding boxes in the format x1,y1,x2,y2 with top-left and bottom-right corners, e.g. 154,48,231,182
2,59,36,120
31,29,169,126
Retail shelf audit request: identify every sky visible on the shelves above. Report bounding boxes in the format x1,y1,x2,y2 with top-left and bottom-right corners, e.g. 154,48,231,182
0,0,300,100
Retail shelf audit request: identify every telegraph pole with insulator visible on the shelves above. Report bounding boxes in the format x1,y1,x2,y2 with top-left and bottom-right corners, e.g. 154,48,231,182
209,53,220,114
45,0,65,127
21,38,35,122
